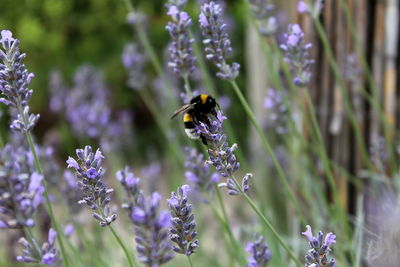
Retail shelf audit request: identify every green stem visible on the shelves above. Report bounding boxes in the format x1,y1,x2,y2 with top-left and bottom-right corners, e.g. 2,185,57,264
109,224,136,267
229,80,306,224
214,185,247,265
187,255,194,267
302,90,350,235
230,176,302,266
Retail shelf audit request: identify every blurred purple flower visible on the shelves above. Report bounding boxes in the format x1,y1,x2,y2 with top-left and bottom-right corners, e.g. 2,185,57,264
263,88,289,134
132,192,174,265
17,228,60,265
122,42,147,90
246,234,271,267
280,24,314,87
249,0,277,36
184,146,219,192
48,70,68,113
0,144,44,228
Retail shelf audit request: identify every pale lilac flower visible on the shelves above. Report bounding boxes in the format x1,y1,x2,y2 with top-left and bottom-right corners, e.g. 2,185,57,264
280,24,314,87
17,228,60,265
132,192,174,265
116,166,141,211
0,144,44,228
168,185,199,255
184,146,219,192
297,0,324,16
249,0,277,36
64,65,111,138
122,42,147,90
246,234,271,267
263,88,289,134
166,5,196,77
302,225,336,267
297,1,309,13
66,146,116,227
0,30,39,132
64,224,75,237
48,70,68,113
199,1,240,80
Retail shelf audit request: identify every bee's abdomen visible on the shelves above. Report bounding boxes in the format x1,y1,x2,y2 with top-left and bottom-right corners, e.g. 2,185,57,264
183,113,200,139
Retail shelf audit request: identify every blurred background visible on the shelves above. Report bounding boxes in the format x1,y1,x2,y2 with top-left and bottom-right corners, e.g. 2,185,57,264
1,0,400,266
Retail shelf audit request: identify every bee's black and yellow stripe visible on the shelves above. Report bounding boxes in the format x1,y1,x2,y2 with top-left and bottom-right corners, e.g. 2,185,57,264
183,113,200,139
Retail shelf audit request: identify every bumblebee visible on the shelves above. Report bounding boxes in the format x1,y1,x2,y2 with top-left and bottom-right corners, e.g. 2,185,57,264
171,94,217,143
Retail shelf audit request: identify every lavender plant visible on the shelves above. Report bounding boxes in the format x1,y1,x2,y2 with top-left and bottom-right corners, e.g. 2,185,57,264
199,1,240,80
196,111,251,195
184,146,219,192
116,166,141,211
263,88,289,135
0,30,39,133
0,144,44,228
66,145,117,227
297,0,324,17
166,5,196,79
117,166,174,266
246,234,271,267
167,184,199,256
64,65,111,139
122,42,147,90
17,228,60,265
248,0,278,36
302,225,336,267
0,28,68,267
280,24,314,87
131,192,174,266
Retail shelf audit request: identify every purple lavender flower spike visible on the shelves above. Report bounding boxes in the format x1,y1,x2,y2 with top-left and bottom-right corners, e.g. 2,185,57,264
64,65,111,139
199,1,240,80
280,24,314,87
122,42,147,90
166,5,196,78
0,30,40,132
132,192,174,265
263,88,289,134
116,166,141,211
196,111,253,195
48,70,68,113
0,144,44,228
66,145,117,227
297,0,324,16
302,225,336,267
116,167,173,265
246,234,271,267
168,184,199,256
184,146,219,192
249,0,277,36
17,228,60,265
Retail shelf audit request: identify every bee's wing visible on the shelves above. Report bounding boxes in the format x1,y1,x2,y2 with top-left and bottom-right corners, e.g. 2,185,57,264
170,104,195,119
